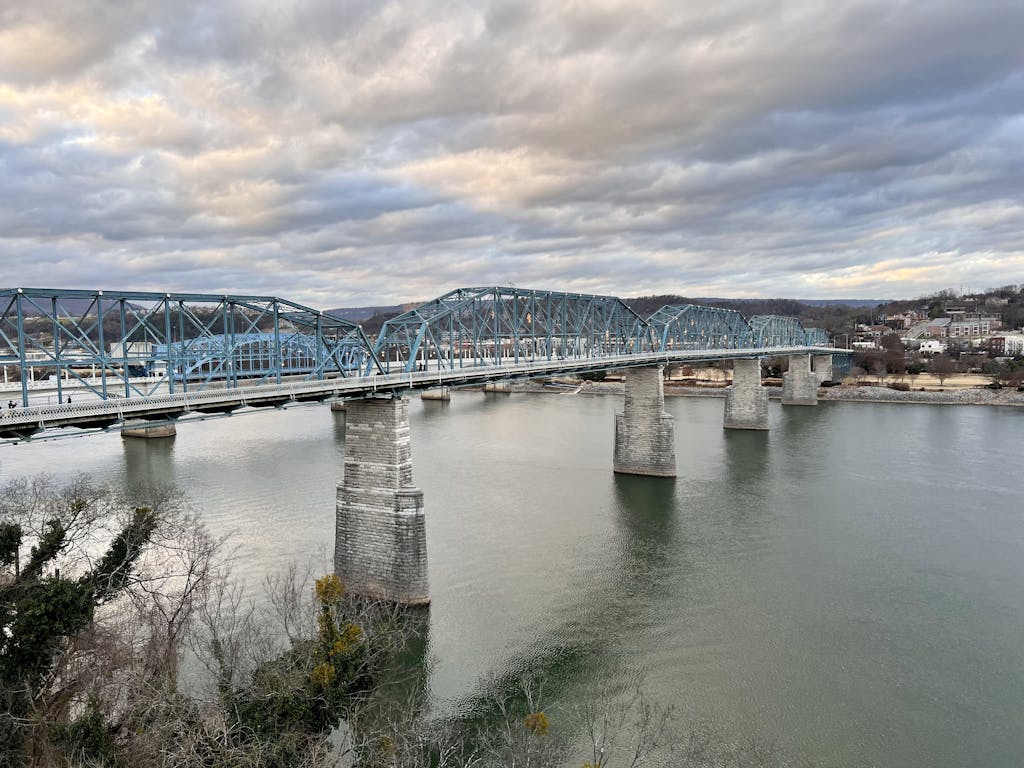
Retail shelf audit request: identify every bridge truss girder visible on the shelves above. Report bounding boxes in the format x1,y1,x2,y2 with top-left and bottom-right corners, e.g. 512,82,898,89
0,288,376,406
748,314,809,348
369,287,654,374
803,327,830,346
648,304,754,351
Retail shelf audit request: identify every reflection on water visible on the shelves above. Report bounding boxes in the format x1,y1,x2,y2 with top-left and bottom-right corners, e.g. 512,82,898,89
1,394,1023,767
722,429,770,485
122,434,176,486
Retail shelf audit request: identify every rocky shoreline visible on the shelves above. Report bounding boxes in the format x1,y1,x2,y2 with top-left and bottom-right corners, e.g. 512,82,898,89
503,379,1024,407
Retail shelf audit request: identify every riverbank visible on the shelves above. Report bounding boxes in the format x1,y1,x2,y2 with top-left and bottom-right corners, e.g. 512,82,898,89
502,379,1024,407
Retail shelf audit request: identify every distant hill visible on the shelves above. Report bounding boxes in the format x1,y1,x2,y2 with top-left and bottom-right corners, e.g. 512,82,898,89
688,297,887,308
324,302,426,334
795,299,889,307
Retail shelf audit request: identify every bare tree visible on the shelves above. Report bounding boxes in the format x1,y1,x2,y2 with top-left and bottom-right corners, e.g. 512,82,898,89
575,683,675,768
0,475,221,767
929,354,958,386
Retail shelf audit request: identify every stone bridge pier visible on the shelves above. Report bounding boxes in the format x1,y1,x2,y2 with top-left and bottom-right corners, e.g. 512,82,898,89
335,396,429,605
724,358,768,430
813,354,834,385
782,354,819,406
614,366,676,477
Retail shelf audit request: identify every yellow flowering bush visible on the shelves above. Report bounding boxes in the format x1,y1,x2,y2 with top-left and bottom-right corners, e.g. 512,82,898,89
311,663,336,687
524,711,550,735
314,573,345,604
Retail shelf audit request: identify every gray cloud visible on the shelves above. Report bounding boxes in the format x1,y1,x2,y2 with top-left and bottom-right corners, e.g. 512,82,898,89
1,0,1022,306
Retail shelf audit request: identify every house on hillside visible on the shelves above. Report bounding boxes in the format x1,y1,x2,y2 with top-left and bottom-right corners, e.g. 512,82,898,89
918,339,946,355
924,318,950,337
947,313,1000,338
989,334,1024,356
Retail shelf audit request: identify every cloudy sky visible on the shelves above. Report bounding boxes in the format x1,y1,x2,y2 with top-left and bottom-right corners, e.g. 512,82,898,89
1,1,1023,306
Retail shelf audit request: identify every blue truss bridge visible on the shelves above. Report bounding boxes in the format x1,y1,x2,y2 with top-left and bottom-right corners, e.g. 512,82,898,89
0,286,844,441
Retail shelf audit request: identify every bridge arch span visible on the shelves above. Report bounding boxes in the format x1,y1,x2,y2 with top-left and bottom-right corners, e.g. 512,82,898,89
648,304,753,351
748,314,807,348
368,286,654,375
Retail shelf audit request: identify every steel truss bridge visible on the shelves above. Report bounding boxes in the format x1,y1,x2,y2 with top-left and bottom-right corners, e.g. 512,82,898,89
1,286,844,441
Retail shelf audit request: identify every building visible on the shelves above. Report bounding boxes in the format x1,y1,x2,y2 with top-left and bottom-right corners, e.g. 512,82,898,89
924,317,950,337
885,310,927,330
946,312,1000,338
918,339,947,355
989,334,1024,356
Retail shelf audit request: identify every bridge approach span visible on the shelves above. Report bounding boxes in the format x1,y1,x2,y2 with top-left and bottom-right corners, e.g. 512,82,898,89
0,344,840,440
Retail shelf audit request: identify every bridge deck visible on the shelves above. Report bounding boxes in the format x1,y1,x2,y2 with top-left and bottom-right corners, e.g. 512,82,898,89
0,346,841,439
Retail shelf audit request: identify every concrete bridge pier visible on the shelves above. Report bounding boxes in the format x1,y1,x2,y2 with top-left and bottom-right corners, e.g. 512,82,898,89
724,358,768,430
335,396,429,605
421,386,451,401
483,381,512,393
782,354,818,405
614,366,676,477
813,354,834,385
122,420,177,438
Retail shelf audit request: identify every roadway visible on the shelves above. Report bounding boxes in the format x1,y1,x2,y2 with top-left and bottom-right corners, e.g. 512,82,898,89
0,346,842,440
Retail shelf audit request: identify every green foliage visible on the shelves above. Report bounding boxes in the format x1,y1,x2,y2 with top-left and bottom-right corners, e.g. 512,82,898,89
1,574,93,689
20,519,67,581
0,522,20,570
0,510,157,694
84,506,158,603
52,705,120,766
213,574,376,767
0,482,161,765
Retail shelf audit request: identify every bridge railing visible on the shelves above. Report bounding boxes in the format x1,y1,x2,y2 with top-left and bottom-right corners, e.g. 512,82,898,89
0,344,844,436
2,286,833,413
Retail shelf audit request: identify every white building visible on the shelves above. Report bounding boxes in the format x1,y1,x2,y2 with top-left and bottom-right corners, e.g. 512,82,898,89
990,333,1024,356
918,339,947,354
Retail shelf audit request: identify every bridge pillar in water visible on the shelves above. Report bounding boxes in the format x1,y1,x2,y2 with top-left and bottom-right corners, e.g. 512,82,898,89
782,354,818,406
724,358,768,430
812,354,834,385
121,420,176,439
421,386,451,401
483,381,512,393
330,398,347,412
335,396,429,605
614,366,676,477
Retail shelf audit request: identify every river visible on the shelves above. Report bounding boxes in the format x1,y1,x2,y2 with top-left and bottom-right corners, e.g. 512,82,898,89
1,392,1022,767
